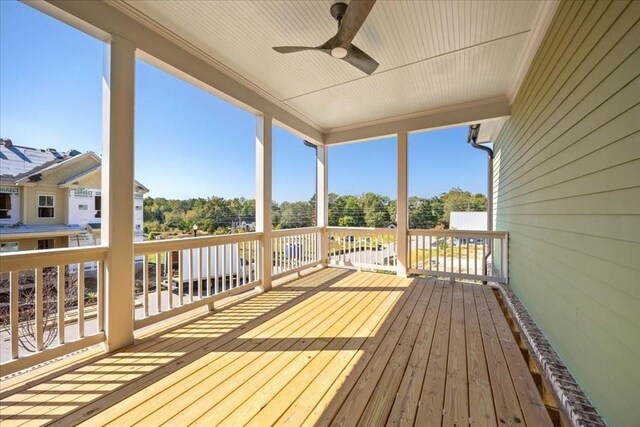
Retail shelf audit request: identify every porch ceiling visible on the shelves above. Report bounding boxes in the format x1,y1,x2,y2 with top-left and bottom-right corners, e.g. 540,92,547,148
110,0,556,136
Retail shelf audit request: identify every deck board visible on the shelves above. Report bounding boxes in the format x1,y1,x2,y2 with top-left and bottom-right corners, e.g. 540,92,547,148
0,269,551,427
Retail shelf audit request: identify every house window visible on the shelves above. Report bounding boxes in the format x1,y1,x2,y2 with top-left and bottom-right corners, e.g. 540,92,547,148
135,205,142,211
37,239,55,250
78,204,88,211
95,195,101,218
0,242,19,252
38,195,55,218
135,224,142,231
0,193,11,218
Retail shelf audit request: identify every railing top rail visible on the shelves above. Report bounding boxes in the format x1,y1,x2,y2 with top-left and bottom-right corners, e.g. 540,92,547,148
408,229,508,238
0,246,108,271
326,226,396,234
134,231,263,256
271,226,322,237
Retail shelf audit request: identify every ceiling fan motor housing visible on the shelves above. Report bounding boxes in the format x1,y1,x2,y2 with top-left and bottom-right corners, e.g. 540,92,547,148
330,2,348,22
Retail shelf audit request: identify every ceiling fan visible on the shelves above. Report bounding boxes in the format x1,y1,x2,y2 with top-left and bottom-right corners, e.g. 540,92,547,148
272,0,379,75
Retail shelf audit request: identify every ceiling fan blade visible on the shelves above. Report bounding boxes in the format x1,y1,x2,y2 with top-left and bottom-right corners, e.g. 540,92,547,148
273,46,319,54
331,0,377,47
342,43,379,75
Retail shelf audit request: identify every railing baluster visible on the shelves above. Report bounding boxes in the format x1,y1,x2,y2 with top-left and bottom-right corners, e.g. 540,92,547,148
314,232,317,262
167,253,173,309
78,262,85,338
97,260,104,332
143,255,149,317
474,241,478,275
250,240,254,282
466,240,470,276
236,243,240,288
241,242,245,286
287,236,291,272
178,250,184,306
273,237,277,275
436,236,440,272
214,245,219,293
276,236,280,274
444,238,448,274
188,248,194,303
429,235,432,271
205,246,210,293
10,270,19,359
255,240,262,280
222,244,226,292
35,267,43,351
302,233,306,264
482,239,486,276
458,238,461,274
156,252,162,312
198,247,203,299
57,265,65,345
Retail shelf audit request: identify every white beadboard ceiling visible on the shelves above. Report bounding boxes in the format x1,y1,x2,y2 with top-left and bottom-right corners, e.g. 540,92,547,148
117,0,549,132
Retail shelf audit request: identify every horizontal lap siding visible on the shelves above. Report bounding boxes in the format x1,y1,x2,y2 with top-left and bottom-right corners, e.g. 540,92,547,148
492,1,640,426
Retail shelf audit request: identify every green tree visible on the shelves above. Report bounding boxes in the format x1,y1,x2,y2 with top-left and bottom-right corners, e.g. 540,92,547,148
338,215,356,227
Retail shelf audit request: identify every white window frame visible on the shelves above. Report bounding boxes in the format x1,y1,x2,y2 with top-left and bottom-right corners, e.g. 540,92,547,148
78,204,89,210
37,193,56,218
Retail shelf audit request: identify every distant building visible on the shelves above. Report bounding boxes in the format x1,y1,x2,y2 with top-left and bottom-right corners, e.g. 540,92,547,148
0,139,148,252
449,211,488,231
449,211,487,244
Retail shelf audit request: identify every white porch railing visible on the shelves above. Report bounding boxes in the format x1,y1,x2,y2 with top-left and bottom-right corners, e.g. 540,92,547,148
0,226,508,376
271,227,322,280
407,229,508,283
326,226,397,273
0,246,107,375
133,232,262,329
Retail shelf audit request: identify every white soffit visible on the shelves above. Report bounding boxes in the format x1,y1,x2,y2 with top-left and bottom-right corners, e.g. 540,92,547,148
112,0,554,135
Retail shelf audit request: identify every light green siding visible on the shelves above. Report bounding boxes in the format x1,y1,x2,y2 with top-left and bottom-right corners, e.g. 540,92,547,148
492,1,640,426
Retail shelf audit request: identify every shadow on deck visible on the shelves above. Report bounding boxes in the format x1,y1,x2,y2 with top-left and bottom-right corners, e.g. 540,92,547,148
0,268,551,426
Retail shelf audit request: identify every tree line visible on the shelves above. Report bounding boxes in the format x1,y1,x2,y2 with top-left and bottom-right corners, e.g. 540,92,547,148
143,188,487,237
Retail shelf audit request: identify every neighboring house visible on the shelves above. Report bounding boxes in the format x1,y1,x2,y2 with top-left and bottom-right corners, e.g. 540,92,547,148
0,139,148,252
449,211,487,244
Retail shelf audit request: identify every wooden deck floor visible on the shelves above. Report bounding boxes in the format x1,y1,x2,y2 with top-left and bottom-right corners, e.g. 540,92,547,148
0,268,551,426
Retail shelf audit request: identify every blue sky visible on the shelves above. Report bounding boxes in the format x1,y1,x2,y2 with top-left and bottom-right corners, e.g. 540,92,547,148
0,1,487,202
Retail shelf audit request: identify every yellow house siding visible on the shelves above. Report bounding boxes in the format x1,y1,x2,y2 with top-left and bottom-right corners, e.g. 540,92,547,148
21,186,69,225
7,236,69,251
493,1,640,426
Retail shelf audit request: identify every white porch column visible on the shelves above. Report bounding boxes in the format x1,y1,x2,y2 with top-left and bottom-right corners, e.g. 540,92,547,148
316,146,329,265
396,131,409,278
256,114,273,291
102,35,135,351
